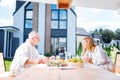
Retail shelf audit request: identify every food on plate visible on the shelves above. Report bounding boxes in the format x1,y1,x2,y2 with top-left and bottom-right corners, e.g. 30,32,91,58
47,60,68,67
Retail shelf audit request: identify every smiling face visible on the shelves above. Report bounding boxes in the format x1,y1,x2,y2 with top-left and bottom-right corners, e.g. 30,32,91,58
28,31,40,46
32,34,40,45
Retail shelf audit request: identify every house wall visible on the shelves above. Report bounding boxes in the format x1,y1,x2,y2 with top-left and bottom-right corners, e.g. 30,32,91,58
0,30,4,53
37,3,46,55
13,2,77,56
76,35,86,50
109,40,120,47
67,8,76,55
32,3,39,31
13,2,28,45
45,4,51,53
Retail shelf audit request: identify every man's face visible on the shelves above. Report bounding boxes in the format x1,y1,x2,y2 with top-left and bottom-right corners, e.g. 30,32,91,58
33,35,40,45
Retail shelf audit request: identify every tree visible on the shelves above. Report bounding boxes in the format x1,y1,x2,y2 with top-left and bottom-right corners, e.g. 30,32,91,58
101,29,115,43
93,29,99,35
115,28,120,40
99,28,103,34
92,28,115,43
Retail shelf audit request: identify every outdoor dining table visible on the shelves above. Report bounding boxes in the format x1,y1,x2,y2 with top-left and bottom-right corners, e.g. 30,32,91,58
0,63,120,80
11,63,120,80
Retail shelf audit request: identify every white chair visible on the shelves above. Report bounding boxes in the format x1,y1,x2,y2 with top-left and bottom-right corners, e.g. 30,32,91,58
114,52,120,74
0,52,5,74
0,52,13,78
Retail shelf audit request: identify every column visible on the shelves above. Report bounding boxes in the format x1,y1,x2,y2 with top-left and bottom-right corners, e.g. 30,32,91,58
32,2,39,31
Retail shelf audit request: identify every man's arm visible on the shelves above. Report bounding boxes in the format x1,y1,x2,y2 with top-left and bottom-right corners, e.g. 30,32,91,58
24,58,44,65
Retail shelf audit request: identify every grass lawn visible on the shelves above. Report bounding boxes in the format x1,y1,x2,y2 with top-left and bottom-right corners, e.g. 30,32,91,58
4,58,12,71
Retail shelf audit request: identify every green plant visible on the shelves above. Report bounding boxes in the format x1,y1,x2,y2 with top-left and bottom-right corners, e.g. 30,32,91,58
44,53,53,57
110,46,119,62
104,46,111,57
76,42,83,56
4,58,12,71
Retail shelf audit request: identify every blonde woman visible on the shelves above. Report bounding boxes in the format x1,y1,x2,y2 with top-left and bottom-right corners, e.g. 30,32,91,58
81,36,114,72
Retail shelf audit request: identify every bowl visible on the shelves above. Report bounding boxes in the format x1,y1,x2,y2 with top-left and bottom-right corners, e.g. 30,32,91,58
68,62,83,68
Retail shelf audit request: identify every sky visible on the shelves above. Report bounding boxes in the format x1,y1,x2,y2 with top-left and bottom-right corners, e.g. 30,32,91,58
75,7,120,32
0,0,16,27
0,0,120,32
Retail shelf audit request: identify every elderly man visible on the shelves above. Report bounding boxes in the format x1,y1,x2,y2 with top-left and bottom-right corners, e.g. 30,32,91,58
10,31,50,76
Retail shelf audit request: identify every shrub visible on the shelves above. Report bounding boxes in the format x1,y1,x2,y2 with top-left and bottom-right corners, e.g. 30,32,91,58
76,42,83,56
44,53,53,57
104,46,111,57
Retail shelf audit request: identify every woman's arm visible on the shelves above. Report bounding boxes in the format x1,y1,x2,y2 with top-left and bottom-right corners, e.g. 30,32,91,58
95,46,106,65
81,43,87,56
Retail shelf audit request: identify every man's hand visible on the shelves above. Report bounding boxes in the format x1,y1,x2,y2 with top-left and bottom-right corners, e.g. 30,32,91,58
37,58,47,64
49,56,55,60
35,56,55,64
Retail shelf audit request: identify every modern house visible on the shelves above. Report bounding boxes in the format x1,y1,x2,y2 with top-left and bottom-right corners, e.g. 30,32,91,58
91,34,103,46
0,26,19,58
10,0,76,57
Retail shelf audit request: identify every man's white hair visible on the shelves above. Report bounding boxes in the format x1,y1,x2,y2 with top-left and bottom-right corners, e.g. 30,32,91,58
28,31,39,40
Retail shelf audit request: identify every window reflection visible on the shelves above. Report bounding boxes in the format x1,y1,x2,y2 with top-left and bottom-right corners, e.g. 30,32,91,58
24,2,33,41
25,20,32,28
59,38,66,51
51,4,67,29
52,11,58,19
25,2,33,29
26,11,33,19
51,21,58,29
60,21,67,29
51,38,59,55
60,10,67,20
51,37,67,55
26,2,33,9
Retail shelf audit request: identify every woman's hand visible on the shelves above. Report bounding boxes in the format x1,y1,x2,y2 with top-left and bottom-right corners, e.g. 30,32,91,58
85,57,93,64
81,43,87,56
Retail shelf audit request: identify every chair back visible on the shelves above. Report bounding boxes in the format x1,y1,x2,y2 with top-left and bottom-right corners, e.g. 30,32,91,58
0,52,5,74
114,52,120,73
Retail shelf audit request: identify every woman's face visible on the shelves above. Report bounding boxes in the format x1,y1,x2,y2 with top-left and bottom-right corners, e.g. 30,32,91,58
83,39,89,49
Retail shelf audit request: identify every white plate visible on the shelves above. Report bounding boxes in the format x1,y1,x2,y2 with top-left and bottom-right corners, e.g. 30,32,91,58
57,67,76,70
37,64,76,70
84,64,100,68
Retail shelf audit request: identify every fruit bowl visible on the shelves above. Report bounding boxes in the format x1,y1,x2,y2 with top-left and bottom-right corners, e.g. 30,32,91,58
67,62,83,68
67,57,83,68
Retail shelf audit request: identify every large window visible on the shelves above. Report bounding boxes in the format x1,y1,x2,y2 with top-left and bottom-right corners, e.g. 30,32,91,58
51,37,67,55
25,20,32,28
24,2,33,41
25,3,33,29
26,11,33,19
52,11,58,19
51,4,67,29
51,21,58,29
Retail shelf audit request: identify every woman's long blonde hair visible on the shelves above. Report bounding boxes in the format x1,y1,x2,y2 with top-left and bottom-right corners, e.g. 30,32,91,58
84,36,96,52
